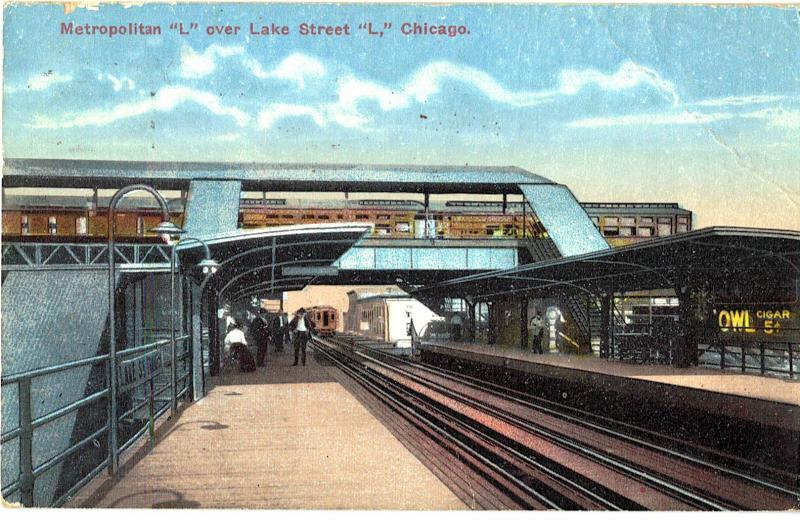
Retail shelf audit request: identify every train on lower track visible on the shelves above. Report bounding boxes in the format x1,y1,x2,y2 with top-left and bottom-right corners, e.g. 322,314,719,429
307,305,338,337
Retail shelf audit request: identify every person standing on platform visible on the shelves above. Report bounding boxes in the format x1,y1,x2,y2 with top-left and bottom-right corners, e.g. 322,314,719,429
250,309,271,367
529,312,545,354
288,308,316,366
271,312,286,353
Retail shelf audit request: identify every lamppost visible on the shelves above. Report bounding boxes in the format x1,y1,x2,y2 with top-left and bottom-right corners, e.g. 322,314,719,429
170,237,220,414
108,184,184,475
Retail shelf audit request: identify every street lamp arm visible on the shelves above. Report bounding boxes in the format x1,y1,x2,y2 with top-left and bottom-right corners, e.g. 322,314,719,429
108,183,172,224
175,236,213,261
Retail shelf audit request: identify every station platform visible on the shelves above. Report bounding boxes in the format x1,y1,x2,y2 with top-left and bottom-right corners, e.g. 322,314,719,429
65,349,467,509
419,341,799,431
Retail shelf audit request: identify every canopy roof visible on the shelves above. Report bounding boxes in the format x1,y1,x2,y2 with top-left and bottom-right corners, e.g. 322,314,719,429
176,223,371,303
413,227,800,301
3,159,550,193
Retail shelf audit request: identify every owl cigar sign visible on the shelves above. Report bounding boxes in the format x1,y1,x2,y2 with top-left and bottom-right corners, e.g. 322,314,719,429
712,306,798,338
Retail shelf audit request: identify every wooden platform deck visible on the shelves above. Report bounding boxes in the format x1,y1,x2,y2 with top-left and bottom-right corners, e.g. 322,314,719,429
421,341,800,406
66,349,467,509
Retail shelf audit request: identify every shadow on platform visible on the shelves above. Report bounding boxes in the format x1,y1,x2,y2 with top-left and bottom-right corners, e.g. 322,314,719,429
212,348,336,387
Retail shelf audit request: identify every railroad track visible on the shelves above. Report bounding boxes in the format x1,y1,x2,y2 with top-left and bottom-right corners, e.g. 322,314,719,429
310,335,800,511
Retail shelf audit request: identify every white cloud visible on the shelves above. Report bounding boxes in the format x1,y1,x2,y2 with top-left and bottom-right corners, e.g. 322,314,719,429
556,62,679,105
567,111,733,128
97,73,135,92
30,85,250,129
694,95,787,108
215,132,244,142
259,59,681,131
178,45,325,88
179,44,245,78
26,71,72,91
257,103,325,129
566,107,800,129
403,61,553,106
267,53,326,88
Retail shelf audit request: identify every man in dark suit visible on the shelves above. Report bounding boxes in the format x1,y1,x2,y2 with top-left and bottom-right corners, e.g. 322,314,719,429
250,309,271,367
288,308,316,366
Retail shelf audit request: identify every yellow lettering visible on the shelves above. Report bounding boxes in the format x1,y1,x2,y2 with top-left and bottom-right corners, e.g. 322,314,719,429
718,310,730,332
730,310,748,330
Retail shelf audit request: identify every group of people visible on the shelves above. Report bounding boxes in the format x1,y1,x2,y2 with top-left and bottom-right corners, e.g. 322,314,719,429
223,307,317,372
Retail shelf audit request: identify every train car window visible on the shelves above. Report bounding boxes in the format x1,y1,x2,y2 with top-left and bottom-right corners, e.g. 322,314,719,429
355,214,369,220
604,226,620,237
21,215,30,235
620,217,636,236
395,222,411,232
376,214,390,220
637,226,654,237
48,216,58,236
604,216,619,226
317,215,330,220
676,216,689,233
282,215,294,219
76,216,88,235
375,224,391,235
337,214,344,219
302,214,314,219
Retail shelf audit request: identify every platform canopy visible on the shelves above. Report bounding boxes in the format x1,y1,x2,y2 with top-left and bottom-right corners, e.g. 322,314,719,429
175,223,372,303
413,227,800,300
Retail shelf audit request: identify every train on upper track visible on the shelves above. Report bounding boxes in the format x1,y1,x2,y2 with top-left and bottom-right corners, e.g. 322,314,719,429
2,195,691,245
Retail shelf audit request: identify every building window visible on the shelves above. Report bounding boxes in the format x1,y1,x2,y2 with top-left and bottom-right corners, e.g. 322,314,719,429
21,215,30,235
676,216,690,233
657,217,673,236
76,216,88,235
48,216,58,236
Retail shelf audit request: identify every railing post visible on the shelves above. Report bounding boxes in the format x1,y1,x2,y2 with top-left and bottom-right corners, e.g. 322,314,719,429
720,343,726,371
759,342,766,375
741,344,746,373
18,377,34,507
789,342,794,379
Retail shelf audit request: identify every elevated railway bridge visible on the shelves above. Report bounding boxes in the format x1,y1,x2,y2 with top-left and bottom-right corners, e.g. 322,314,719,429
1,160,797,509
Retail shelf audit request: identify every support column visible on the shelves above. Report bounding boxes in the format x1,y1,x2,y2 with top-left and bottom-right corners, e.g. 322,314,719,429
600,293,611,359
191,282,204,399
467,300,476,342
675,286,697,368
520,298,528,350
487,302,496,345
208,289,220,376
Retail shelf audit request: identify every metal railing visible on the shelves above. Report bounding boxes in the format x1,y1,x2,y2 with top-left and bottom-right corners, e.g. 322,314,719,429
2,242,172,269
698,340,798,379
0,334,190,507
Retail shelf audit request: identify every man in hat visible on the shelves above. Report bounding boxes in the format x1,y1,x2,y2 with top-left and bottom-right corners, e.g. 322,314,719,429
288,308,316,366
250,308,271,367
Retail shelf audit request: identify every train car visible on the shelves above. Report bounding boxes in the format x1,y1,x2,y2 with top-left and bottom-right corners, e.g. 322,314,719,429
307,305,338,337
2,194,185,241
343,290,444,348
581,203,692,247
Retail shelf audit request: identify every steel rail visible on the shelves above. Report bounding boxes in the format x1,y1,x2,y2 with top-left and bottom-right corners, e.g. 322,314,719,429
332,340,798,508
398,344,800,498
311,339,561,509
340,342,726,510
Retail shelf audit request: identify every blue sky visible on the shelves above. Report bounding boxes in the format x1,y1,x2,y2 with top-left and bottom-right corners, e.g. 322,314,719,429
3,3,799,229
